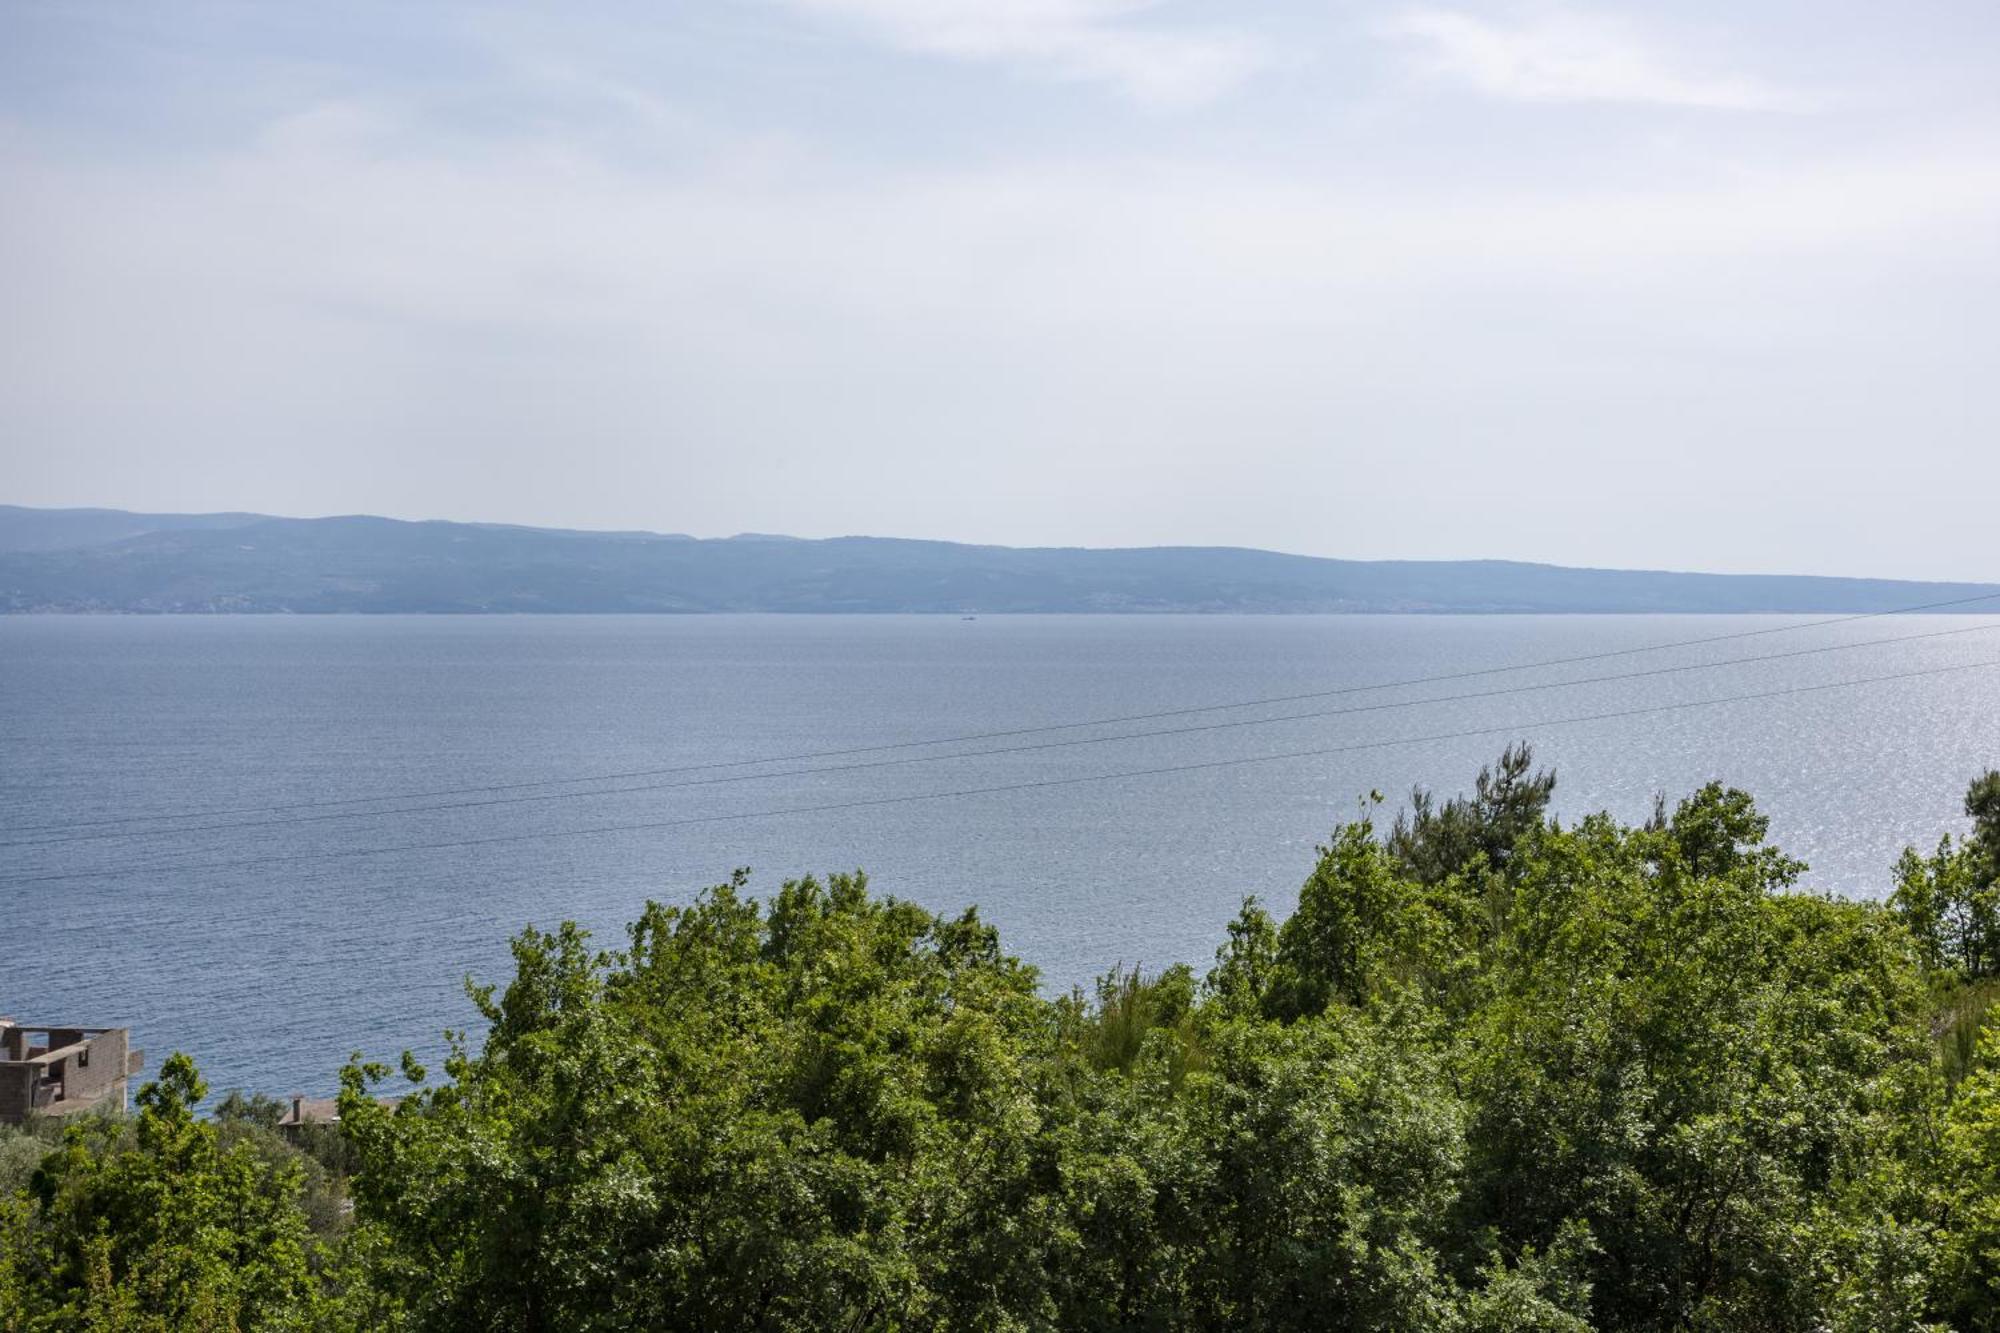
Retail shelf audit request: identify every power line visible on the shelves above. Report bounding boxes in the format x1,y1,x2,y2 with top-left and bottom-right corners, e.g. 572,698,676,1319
6,619,1997,852
8,656,1996,888
9,590,2000,838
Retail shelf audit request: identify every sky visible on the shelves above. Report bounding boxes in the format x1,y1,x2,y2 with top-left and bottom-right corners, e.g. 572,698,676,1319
2,1,1997,579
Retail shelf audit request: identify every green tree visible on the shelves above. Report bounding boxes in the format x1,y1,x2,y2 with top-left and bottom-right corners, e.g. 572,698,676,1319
1892,770,2000,979
1264,812,1487,1022
1387,742,1556,887
11,1053,327,1330
339,871,1059,1329
1940,1013,2000,1329
1204,895,1279,1017
8,751,1977,1331
1967,770,2000,885
1459,787,1936,1329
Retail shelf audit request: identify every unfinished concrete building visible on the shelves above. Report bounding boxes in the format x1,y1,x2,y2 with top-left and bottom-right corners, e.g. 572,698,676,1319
0,1019,145,1125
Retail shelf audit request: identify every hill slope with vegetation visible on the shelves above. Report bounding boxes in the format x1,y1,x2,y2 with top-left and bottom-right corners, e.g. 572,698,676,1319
6,754,2000,1329
4,505,1997,613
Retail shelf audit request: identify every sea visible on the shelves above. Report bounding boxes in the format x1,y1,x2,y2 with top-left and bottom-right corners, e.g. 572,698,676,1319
4,613,1997,1099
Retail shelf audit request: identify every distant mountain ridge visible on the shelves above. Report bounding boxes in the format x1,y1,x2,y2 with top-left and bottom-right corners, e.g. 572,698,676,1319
1,504,1995,615
0,505,271,553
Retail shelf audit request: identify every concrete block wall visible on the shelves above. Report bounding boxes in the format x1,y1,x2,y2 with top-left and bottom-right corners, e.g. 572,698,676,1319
0,1026,134,1124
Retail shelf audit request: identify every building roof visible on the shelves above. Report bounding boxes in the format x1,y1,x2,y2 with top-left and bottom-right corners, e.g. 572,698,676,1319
276,1094,399,1128
276,1096,341,1128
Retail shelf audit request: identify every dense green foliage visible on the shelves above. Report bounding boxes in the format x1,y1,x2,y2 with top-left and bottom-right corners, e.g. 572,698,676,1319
0,1055,373,1330
7,755,2000,1330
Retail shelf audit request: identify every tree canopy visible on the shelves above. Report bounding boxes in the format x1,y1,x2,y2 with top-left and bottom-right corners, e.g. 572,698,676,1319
7,756,2000,1330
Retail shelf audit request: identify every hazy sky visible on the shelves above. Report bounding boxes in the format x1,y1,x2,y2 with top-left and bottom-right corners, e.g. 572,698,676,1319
3,2,1997,578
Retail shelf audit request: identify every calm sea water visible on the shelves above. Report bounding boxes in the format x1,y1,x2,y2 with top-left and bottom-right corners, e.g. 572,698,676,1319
4,614,1998,1099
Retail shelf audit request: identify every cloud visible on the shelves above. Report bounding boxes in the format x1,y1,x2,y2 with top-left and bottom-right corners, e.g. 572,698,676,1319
6,88,1999,574
782,0,1268,107
10,102,1996,391
6,2,1998,576
1384,7,1799,110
